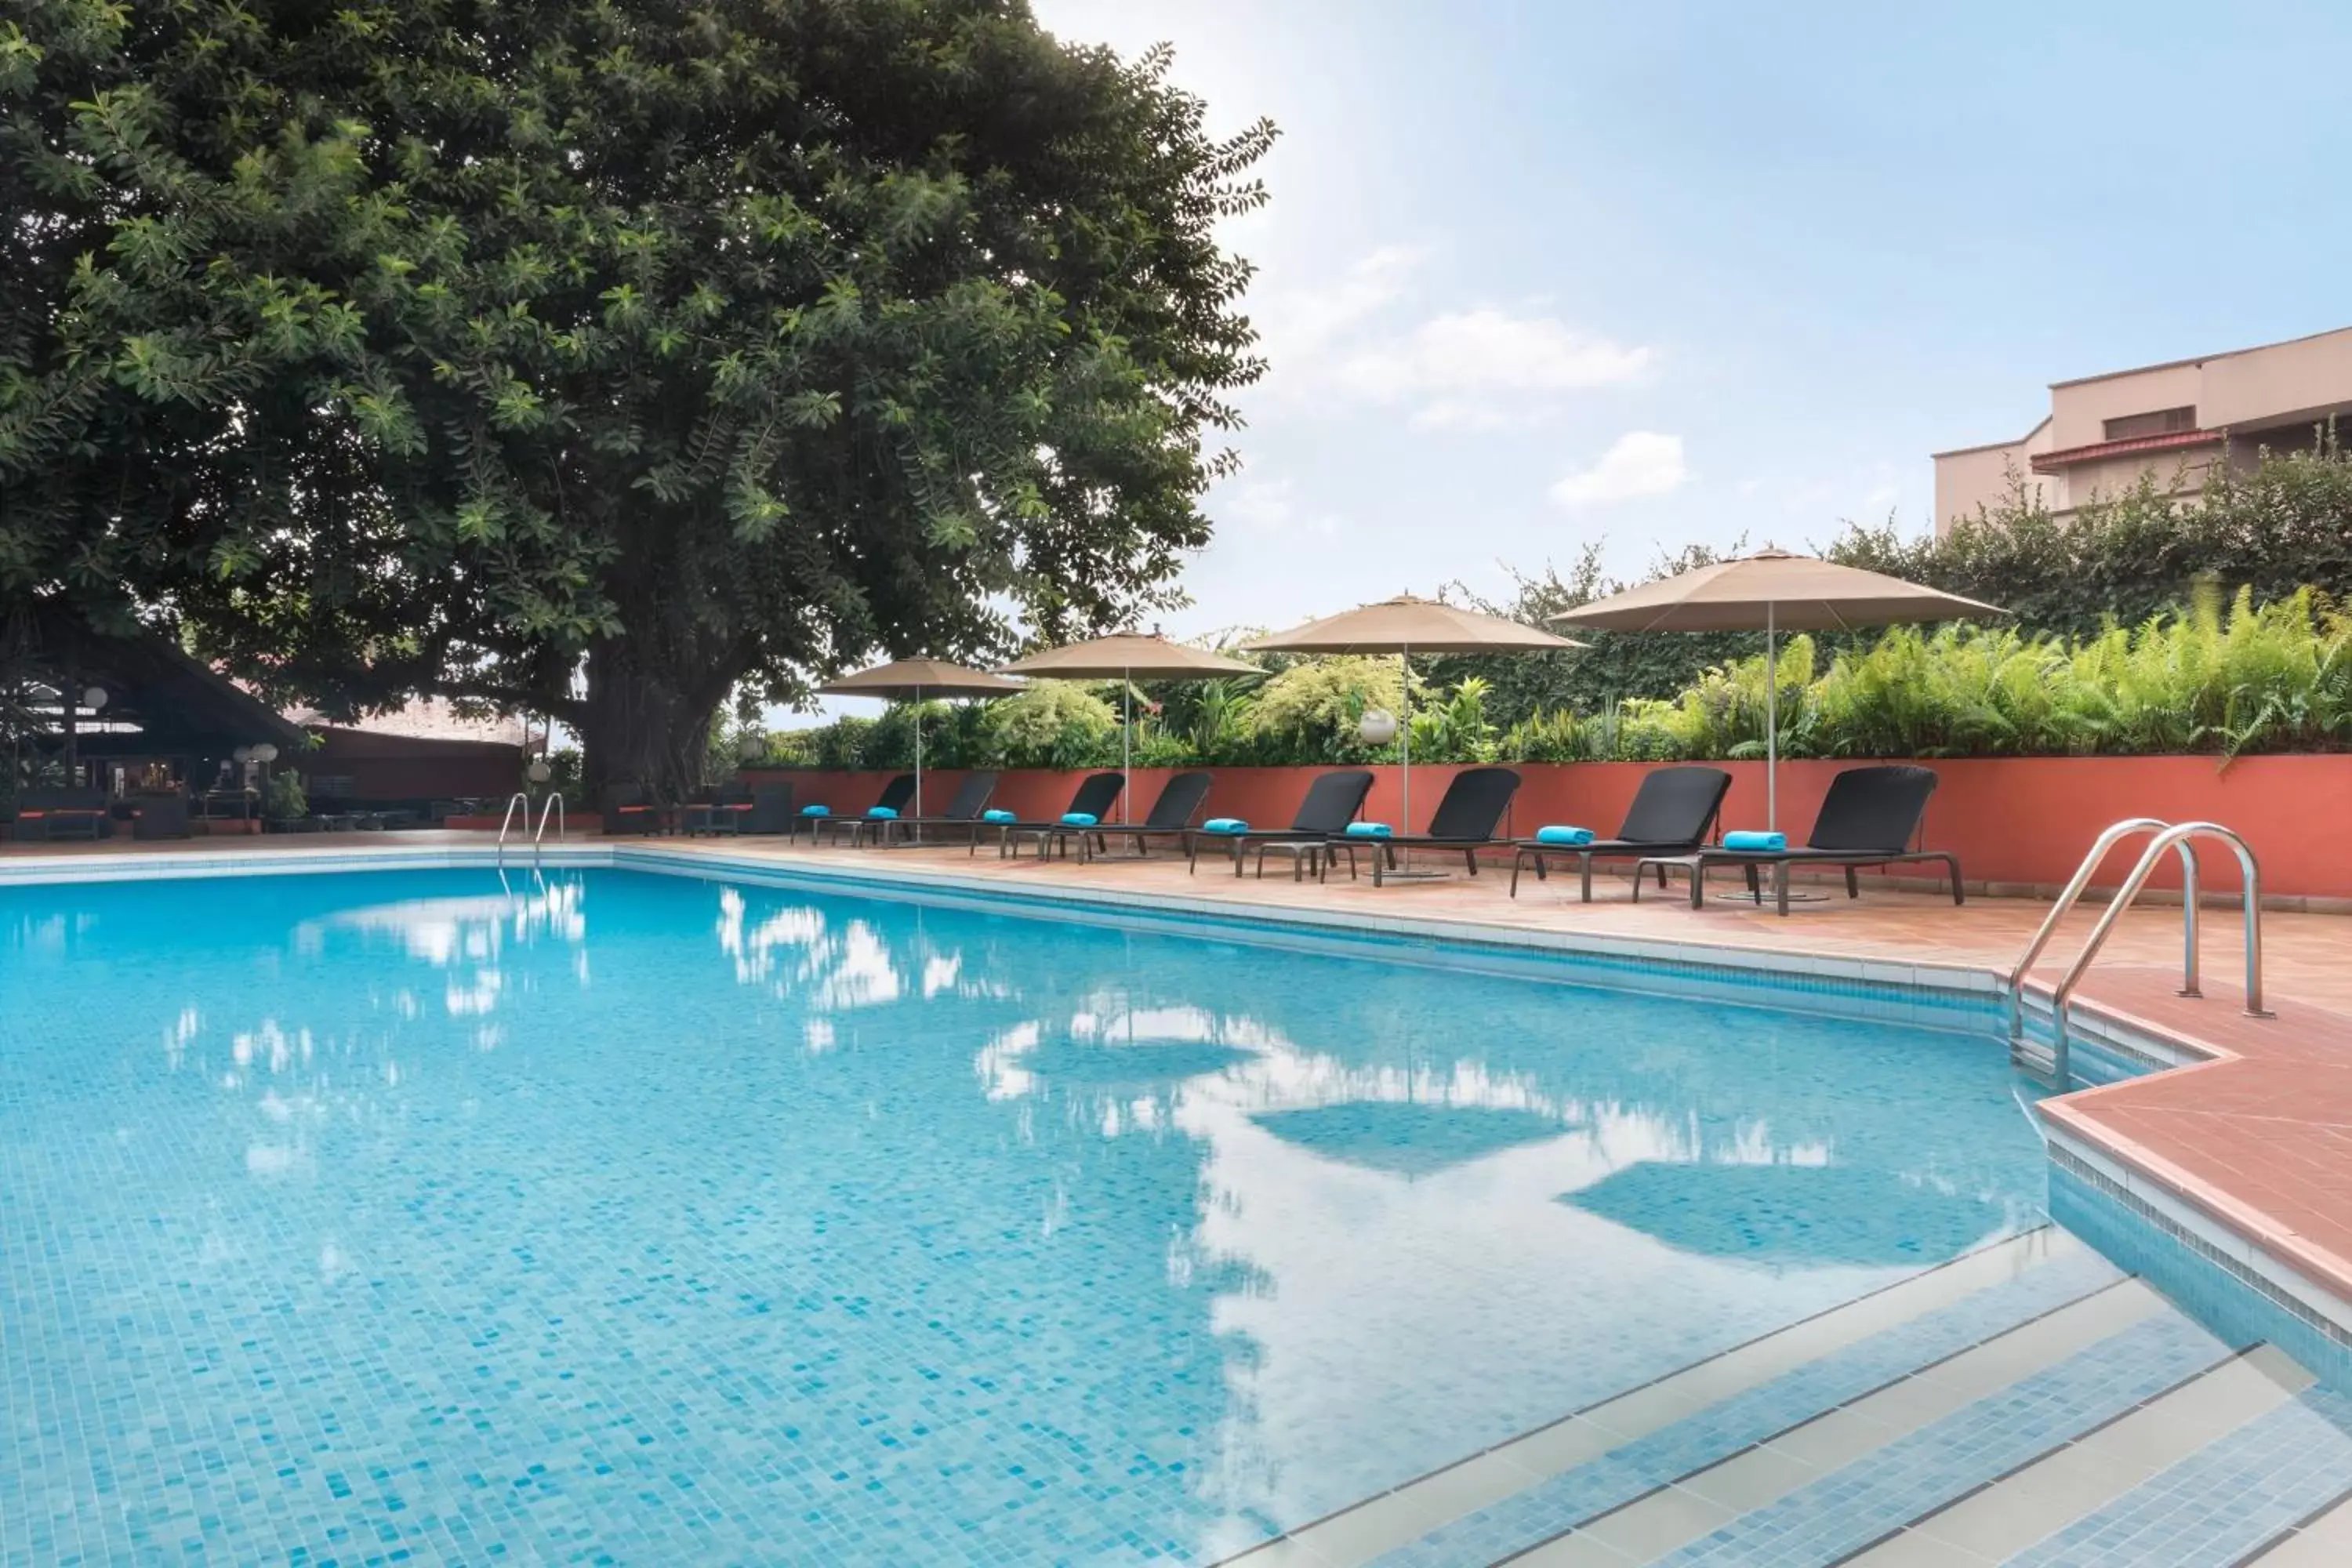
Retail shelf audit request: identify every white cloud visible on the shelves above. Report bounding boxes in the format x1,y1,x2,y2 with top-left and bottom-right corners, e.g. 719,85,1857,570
1347,310,1653,406
1549,432,1690,510
1218,477,1337,537
1267,245,1425,360
1259,250,1654,430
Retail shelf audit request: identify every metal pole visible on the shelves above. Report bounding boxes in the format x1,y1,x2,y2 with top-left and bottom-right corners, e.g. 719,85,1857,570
1122,664,1132,825
1764,605,1777,834
1399,644,1412,835
912,683,923,847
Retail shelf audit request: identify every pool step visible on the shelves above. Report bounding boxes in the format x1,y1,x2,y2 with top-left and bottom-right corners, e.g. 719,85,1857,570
1219,1229,2119,1567
2252,1487,2352,1564
1846,1344,2318,1563
1509,1285,2237,1565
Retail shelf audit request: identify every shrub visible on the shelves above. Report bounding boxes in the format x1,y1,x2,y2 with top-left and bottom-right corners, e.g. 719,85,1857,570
742,587,2352,772
984,682,1118,770
1248,655,1408,763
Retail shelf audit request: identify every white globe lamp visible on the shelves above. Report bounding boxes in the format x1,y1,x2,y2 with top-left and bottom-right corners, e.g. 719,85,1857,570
1358,708,1399,747
526,758,553,785
82,685,108,711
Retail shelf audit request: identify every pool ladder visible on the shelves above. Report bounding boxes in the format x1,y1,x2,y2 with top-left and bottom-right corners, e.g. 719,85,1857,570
495,792,566,864
2006,818,2271,1087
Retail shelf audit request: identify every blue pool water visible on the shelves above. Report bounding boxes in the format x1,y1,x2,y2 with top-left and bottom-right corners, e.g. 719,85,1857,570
0,866,2049,1564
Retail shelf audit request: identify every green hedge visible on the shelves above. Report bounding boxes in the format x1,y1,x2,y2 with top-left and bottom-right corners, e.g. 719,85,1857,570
746,586,2351,771
1436,437,2352,727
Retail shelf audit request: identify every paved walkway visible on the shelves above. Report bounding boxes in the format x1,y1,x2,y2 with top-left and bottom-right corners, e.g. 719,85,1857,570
9,829,2350,1321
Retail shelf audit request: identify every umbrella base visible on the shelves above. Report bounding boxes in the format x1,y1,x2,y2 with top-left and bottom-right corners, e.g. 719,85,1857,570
1709,887,1833,906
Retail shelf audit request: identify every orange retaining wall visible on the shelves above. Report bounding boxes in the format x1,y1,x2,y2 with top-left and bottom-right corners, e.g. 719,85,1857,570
739,755,2352,899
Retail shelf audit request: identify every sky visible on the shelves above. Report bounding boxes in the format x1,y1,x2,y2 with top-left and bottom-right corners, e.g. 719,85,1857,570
1020,0,2352,641
783,0,2352,724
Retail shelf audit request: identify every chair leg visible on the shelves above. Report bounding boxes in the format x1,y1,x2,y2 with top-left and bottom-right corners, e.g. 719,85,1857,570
1580,854,1594,904
1846,866,1860,899
1464,848,1478,877
1744,862,1761,904
1510,851,1525,897
1690,860,1707,910
1655,862,1668,888
1777,860,1793,916
1946,855,1965,905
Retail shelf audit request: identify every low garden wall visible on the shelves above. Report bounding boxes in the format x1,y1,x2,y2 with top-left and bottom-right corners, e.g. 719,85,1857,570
741,755,2352,902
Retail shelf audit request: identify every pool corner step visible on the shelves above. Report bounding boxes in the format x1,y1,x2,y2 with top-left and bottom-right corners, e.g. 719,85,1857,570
1218,1228,2114,1568
1501,1281,2237,1566
1844,1342,2318,1565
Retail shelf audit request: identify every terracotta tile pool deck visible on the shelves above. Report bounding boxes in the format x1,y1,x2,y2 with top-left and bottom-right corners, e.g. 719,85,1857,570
9,829,2350,1330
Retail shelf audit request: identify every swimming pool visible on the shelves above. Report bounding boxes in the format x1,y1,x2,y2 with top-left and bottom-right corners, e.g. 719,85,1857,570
0,865,2048,1563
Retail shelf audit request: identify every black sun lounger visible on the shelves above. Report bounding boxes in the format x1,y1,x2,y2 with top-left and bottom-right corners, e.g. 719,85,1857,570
1508,765,1733,899
977,771,1126,858
858,770,1000,847
1185,769,1374,879
1632,764,1960,915
811,772,917,845
1323,766,1523,886
1045,771,1214,862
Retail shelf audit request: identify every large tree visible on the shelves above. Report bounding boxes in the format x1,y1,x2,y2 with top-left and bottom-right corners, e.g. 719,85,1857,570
0,0,1272,793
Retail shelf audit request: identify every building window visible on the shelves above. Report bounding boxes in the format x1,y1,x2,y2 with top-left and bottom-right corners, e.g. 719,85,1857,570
2103,406,2198,441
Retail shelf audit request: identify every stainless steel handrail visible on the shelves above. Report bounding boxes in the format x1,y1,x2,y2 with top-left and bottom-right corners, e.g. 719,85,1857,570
2045,821,2273,1084
2005,818,2198,1039
494,792,531,861
533,792,564,858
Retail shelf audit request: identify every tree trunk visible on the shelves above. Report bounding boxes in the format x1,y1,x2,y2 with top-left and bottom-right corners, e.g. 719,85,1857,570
579,643,720,805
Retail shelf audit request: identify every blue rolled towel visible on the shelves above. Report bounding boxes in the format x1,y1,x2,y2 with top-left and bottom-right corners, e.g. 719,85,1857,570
1536,825,1594,846
982,808,1017,824
1061,812,1098,826
800,804,831,817
866,805,898,820
1722,829,1786,852
1202,817,1249,834
1344,821,1392,839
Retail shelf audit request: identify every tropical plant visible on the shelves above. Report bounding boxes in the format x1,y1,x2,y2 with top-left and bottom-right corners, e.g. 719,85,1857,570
264,771,307,822
984,683,1118,771
1248,655,1408,761
739,588,2352,770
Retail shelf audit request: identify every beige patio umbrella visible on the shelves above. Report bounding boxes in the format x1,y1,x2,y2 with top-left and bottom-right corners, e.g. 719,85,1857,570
1000,633,1259,822
817,658,1024,837
1243,597,1585,866
1551,550,2002,830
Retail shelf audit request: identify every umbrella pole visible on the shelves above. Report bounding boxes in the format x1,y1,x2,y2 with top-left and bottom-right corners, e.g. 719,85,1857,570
1399,645,1412,861
1765,607,1777,835
1122,665,1132,826
913,683,924,847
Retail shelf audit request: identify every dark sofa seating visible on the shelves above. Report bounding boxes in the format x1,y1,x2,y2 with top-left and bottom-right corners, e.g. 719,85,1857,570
129,792,193,840
13,788,114,841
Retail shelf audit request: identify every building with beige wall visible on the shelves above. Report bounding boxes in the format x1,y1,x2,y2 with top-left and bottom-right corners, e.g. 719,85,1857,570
1933,325,2352,535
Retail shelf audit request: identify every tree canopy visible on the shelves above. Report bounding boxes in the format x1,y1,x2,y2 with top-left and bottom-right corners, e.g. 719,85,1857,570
0,0,1273,793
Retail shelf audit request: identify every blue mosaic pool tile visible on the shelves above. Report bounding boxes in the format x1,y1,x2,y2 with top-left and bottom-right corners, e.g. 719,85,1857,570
0,864,2055,1564
1368,1247,2124,1567
1651,1310,2241,1566
2005,1384,2352,1567
2050,1156,2352,1396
